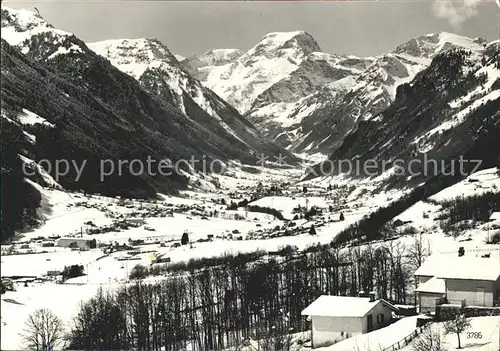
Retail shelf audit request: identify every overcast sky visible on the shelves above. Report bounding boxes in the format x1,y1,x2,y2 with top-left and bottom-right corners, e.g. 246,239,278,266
4,1,500,58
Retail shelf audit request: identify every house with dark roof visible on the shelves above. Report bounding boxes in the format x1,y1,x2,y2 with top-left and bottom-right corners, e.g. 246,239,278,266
301,293,398,348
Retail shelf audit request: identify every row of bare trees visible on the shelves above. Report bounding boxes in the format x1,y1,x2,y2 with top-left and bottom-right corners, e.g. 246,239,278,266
48,238,423,350
22,293,470,351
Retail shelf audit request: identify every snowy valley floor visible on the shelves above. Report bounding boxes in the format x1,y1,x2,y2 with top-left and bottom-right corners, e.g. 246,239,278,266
1,166,500,350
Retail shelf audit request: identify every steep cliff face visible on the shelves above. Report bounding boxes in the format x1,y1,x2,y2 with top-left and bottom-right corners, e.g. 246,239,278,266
88,38,293,161
181,48,243,80
306,41,500,189
254,33,488,155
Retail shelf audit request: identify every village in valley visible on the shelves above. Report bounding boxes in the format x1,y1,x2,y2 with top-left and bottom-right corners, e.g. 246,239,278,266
1,163,500,351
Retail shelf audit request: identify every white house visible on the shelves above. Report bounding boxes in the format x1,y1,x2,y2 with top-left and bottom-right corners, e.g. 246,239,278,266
414,254,500,313
301,294,398,348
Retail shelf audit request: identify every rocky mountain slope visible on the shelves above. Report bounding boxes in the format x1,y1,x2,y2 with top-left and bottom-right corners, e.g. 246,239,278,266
193,31,329,113
1,7,293,180
181,48,243,80
306,40,500,189
280,33,489,155
190,31,489,155
87,39,290,160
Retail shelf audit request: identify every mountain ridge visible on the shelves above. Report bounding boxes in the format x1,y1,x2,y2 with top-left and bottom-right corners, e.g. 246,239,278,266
0,6,299,240
305,42,500,189
188,30,490,155
87,37,295,162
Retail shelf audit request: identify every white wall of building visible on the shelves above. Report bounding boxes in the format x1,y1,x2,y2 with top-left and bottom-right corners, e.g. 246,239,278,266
418,275,433,285
311,315,363,348
363,301,393,333
446,279,495,306
310,302,395,348
418,292,444,313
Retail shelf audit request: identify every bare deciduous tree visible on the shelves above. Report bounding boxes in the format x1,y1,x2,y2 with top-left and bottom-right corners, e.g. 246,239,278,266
20,308,64,351
443,310,471,349
408,234,427,271
408,234,428,304
411,324,443,351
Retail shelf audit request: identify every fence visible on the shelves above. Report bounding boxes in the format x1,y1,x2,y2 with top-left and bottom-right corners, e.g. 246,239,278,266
382,323,430,351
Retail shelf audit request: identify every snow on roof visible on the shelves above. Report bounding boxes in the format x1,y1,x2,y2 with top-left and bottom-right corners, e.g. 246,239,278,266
414,255,500,281
415,276,445,294
490,212,500,221
301,295,397,318
413,256,439,277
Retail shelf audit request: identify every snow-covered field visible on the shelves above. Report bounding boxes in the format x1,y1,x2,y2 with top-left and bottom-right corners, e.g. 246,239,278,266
312,316,420,351
391,167,500,254
1,282,111,351
428,168,499,202
303,315,500,351
248,195,331,219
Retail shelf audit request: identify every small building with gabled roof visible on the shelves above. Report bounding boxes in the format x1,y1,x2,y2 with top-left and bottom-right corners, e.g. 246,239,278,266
301,294,398,348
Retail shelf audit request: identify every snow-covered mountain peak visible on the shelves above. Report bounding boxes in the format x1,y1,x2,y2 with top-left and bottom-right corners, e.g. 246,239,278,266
240,31,493,155
1,7,67,45
203,48,242,63
245,30,321,60
88,36,283,154
191,31,326,113
1,7,84,59
88,37,179,78
261,31,318,47
472,37,488,46
1,7,53,34
351,32,487,101
89,38,178,64
181,48,242,79
89,36,209,108
485,39,500,50
393,32,485,59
